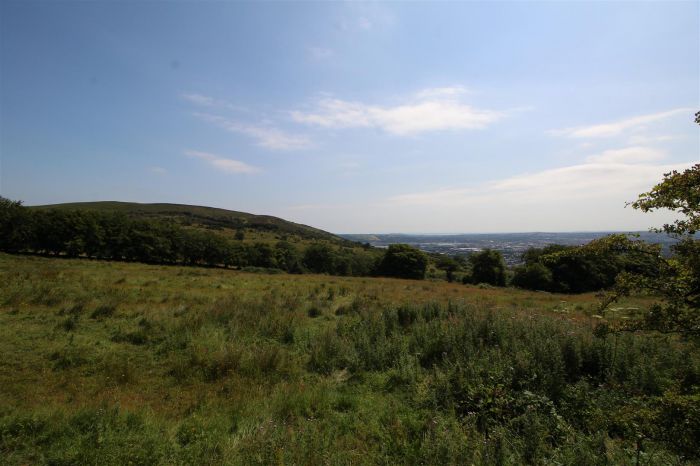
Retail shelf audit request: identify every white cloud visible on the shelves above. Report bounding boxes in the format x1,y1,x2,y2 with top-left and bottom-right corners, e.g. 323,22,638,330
184,150,260,174
194,113,313,150
308,46,334,60
292,147,689,233
584,146,665,164
414,86,470,100
181,93,245,111
182,93,217,106
387,147,693,207
290,87,505,135
551,108,693,138
627,134,680,145
149,166,167,175
278,150,692,233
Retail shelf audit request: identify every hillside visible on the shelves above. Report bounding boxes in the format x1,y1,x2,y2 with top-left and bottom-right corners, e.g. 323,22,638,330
2,253,695,464
30,201,344,243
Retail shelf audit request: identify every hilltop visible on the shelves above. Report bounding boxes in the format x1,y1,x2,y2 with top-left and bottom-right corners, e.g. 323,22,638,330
30,201,345,244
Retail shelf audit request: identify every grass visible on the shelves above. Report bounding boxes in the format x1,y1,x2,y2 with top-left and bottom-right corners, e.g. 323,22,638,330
0,253,697,465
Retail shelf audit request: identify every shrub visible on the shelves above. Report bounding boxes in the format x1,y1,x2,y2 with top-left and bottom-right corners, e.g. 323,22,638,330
468,249,506,286
377,244,428,280
512,262,554,291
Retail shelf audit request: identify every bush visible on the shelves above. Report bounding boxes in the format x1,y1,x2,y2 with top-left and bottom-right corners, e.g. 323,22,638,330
377,244,428,280
512,262,554,291
468,249,506,286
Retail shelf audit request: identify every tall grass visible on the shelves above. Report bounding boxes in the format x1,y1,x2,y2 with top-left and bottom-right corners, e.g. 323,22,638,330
0,253,697,464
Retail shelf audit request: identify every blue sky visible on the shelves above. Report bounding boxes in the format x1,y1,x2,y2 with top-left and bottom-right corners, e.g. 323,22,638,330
1,1,698,233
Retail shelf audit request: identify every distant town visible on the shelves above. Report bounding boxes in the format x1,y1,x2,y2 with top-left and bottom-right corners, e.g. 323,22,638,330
341,231,679,265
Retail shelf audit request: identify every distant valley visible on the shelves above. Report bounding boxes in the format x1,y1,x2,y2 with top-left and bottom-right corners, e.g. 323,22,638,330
341,231,679,265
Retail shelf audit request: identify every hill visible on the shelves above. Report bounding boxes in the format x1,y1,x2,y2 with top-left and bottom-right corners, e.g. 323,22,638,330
30,201,345,244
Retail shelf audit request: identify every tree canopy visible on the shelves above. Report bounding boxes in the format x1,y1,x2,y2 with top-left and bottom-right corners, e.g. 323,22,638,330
0,198,381,277
630,163,700,235
377,244,428,280
468,249,506,286
558,164,700,334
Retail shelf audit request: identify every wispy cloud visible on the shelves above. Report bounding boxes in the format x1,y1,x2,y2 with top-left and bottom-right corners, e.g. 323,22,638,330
627,134,680,145
551,108,693,138
181,93,245,111
194,113,313,151
182,93,217,106
149,166,167,175
290,87,506,135
584,146,665,164
414,86,470,100
388,146,693,207
185,150,260,174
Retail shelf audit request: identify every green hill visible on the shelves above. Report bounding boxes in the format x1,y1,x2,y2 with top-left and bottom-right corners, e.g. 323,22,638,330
29,201,344,243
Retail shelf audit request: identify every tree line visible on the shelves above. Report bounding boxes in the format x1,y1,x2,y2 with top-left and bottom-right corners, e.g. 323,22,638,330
456,162,699,335
0,198,386,276
427,244,656,293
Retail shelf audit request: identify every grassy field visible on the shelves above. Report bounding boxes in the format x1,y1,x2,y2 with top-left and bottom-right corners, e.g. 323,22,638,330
1,253,697,465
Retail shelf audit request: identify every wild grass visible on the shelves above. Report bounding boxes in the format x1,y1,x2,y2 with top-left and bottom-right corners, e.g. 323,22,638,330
0,253,696,464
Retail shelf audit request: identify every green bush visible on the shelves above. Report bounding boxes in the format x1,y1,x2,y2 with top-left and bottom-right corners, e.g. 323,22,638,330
377,244,428,280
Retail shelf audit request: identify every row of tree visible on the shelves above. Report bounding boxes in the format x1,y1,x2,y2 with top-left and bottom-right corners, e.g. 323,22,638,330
0,199,384,275
436,237,673,295
452,161,699,335
0,195,681,290
0,198,437,279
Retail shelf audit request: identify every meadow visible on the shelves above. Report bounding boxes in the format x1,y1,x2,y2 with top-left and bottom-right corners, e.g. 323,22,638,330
1,253,698,465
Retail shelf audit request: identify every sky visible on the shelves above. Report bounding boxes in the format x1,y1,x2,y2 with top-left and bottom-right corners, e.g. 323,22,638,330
1,1,698,234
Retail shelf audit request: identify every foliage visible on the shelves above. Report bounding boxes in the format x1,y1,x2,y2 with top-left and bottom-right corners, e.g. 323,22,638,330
0,198,31,253
548,162,700,334
29,200,341,242
512,262,554,291
513,242,655,294
468,248,506,286
377,244,428,280
435,255,461,282
303,243,337,274
630,163,700,235
0,198,381,277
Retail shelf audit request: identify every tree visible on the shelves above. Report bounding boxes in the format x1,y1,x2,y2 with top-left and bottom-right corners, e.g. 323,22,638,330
0,197,32,252
435,255,460,282
568,162,699,334
377,244,428,280
275,241,303,273
468,249,506,286
631,163,700,235
303,243,336,274
248,242,277,268
626,164,699,334
512,262,554,291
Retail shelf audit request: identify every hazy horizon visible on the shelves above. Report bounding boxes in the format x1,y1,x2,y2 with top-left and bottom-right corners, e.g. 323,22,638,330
23,199,680,236
2,1,698,233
